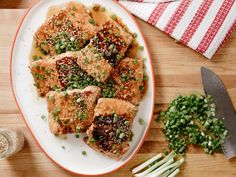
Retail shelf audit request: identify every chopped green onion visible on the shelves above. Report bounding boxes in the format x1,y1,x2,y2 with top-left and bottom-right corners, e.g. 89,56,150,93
89,18,96,25
111,14,117,20
138,46,144,50
89,138,96,144
139,118,145,125
41,115,46,120
82,150,87,155
159,94,228,154
49,95,55,103
133,33,138,38
72,6,77,11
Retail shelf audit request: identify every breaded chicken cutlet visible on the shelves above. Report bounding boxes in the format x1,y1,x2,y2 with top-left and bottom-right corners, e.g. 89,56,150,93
30,52,100,96
89,19,133,66
86,98,136,160
75,19,134,82
34,3,98,56
112,57,145,105
76,46,113,82
47,86,101,134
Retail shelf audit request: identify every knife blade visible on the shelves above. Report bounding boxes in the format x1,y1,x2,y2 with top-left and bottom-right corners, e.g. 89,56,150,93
201,67,236,159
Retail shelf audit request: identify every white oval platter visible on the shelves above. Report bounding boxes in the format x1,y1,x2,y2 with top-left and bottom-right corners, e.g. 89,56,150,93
10,0,155,175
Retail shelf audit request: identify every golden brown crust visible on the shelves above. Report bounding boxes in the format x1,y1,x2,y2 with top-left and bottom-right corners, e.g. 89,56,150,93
30,59,61,96
89,19,133,66
112,57,144,105
85,135,129,160
30,52,78,96
94,98,136,122
34,3,98,56
47,86,101,134
76,46,113,82
85,98,136,160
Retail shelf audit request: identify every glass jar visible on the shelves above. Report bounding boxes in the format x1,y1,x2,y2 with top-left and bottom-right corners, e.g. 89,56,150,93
0,127,24,159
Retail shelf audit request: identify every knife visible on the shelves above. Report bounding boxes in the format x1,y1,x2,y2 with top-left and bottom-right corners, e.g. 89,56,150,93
201,67,236,159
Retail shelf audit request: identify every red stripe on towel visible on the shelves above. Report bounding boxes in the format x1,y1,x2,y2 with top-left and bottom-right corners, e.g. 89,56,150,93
215,20,236,54
180,0,214,45
164,0,193,35
196,0,235,54
148,2,170,25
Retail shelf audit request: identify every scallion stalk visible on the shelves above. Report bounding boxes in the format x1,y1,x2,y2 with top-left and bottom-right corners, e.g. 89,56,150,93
134,151,176,177
158,166,178,177
145,158,174,177
147,158,184,177
168,168,180,177
132,153,162,174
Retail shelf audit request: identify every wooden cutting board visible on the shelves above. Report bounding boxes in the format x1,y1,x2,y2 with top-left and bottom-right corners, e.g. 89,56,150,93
0,1,236,177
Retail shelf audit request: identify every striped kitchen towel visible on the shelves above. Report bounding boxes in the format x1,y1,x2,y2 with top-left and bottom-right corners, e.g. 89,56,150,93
118,0,236,59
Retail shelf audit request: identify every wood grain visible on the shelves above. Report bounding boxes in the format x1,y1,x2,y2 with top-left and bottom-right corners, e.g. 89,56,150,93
0,2,236,177
0,0,36,9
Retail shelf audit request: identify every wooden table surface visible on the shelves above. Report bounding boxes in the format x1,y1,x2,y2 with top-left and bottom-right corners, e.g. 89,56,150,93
1,1,236,177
